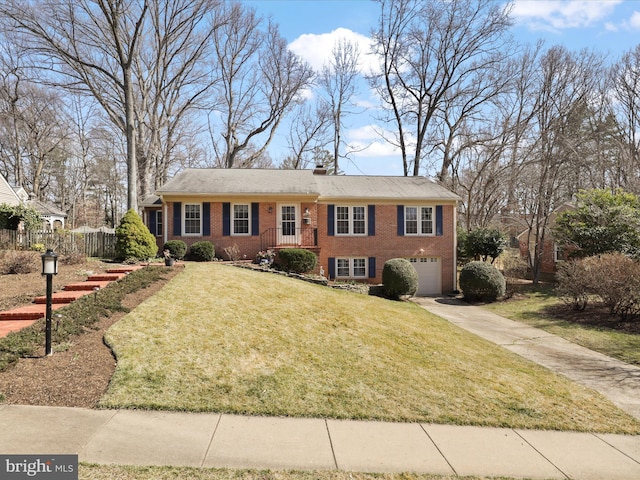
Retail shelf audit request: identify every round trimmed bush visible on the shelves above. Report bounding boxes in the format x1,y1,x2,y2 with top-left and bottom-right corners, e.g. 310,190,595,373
382,258,418,299
163,240,187,260
188,241,215,262
459,261,505,302
115,209,158,261
278,248,317,273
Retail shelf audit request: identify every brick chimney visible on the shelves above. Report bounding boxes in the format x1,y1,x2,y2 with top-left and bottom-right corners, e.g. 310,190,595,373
313,165,327,175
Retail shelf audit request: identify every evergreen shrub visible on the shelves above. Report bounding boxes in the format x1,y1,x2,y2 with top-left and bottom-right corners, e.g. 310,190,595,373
382,258,418,299
459,261,505,302
115,209,158,261
278,248,317,273
188,241,215,261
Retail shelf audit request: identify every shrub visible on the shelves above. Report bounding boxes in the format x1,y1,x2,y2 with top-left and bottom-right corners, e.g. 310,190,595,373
382,258,418,299
586,253,640,319
556,260,592,310
278,248,317,273
115,209,158,261
0,250,38,274
224,244,241,262
459,261,505,302
189,241,215,262
163,240,187,260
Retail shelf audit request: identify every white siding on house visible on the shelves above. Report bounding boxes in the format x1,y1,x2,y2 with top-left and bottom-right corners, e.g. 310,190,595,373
0,174,21,206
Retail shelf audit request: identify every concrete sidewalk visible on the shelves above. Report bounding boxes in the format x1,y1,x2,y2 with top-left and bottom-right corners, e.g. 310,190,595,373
413,297,640,421
1,404,640,479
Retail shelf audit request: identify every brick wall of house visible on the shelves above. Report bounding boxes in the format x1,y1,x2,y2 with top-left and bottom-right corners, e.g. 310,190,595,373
315,203,457,292
159,200,457,292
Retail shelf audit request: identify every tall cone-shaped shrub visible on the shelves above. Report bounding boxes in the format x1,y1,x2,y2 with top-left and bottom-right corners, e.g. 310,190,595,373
115,209,158,261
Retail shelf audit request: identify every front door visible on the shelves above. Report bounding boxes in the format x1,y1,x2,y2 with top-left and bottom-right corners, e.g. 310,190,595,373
278,204,298,245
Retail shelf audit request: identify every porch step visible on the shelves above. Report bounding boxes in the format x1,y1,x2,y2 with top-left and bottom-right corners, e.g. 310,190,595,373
63,281,112,291
34,290,93,305
0,303,66,321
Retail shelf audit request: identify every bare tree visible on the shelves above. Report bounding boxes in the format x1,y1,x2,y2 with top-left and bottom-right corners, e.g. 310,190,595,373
318,38,360,174
281,101,331,170
0,0,149,210
611,45,640,190
368,0,513,177
208,2,314,168
134,0,220,196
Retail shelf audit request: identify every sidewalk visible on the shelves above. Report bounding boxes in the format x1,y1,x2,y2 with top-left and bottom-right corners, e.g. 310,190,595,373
1,404,640,479
413,297,640,420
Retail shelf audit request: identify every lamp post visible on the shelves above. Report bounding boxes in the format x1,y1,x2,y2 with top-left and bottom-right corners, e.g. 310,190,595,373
41,249,58,356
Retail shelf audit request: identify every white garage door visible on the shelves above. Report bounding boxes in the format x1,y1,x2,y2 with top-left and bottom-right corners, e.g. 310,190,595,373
409,257,441,296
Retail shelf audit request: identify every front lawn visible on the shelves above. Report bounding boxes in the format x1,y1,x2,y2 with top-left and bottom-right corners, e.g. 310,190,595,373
485,284,640,367
101,263,640,433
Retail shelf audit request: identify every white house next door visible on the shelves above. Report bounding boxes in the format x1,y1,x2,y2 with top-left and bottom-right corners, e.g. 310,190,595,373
278,204,299,245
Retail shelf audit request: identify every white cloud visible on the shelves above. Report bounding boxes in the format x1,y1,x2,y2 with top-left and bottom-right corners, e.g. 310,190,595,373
512,0,622,31
631,11,640,29
288,27,377,74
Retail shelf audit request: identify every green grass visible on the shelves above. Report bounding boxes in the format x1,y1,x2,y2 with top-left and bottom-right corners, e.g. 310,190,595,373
486,284,640,366
79,464,532,480
101,263,640,433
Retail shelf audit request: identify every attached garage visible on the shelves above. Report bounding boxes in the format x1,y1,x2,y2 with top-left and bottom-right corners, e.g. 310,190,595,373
409,257,441,296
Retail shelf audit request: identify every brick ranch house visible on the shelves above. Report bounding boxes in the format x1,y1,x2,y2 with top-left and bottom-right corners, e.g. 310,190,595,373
142,167,461,295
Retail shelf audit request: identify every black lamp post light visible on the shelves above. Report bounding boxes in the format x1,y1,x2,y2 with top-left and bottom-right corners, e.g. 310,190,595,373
40,249,58,356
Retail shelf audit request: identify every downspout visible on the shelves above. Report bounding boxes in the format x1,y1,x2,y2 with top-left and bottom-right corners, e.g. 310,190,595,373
453,203,458,292
163,197,168,245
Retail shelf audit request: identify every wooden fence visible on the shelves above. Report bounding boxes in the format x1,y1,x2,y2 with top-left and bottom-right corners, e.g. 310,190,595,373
0,229,116,258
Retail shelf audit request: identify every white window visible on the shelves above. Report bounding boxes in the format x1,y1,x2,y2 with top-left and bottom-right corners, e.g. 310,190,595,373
184,204,201,235
335,206,367,236
233,204,250,235
155,211,163,236
336,257,367,278
405,206,434,236
554,244,565,262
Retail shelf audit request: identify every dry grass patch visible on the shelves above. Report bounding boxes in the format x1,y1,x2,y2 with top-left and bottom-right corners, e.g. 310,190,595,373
79,464,516,480
101,263,640,433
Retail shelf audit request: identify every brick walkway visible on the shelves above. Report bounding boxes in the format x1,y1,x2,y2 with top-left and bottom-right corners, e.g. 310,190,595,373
0,265,144,338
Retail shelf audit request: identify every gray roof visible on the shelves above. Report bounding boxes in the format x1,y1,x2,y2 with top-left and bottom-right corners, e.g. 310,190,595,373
155,168,460,202
314,174,460,201
26,199,67,217
156,168,318,196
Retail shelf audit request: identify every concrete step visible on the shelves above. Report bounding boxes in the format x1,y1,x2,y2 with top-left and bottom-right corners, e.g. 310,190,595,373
34,290,93,304
0,303,66,321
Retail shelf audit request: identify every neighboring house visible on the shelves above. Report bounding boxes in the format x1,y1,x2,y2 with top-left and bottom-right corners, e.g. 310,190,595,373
0,173,21,206
25,197,67,230
143,167,461,295
517,203,575,277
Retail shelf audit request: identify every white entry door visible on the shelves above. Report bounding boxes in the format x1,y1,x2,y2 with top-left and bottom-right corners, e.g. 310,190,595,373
409,257,441,295
278,204,299,245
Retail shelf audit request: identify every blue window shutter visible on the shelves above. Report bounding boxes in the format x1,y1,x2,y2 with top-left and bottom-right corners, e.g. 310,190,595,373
436,205,443,236
223,203,231,236
149,210,156,235
251,203,259,236
327,204,335,236
368,257,376,278
328,257,335,279
173,202,181,236
368,205,375,236
397,205,404,236
202,203,211,236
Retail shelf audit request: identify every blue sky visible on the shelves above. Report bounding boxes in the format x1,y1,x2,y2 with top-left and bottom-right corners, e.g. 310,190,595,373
243,0,640,175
